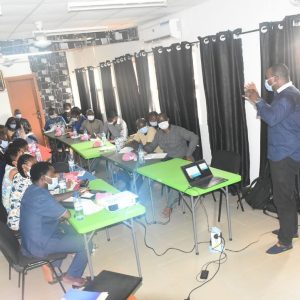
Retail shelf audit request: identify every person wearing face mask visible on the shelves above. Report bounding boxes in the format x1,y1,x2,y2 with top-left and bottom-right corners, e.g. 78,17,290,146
70,107,86,133
20,162,90,287
103,110,128,142
14,109,32,135
144,113,199,217
147,111,159,128
44,107,66,131
0,125,9,223
131,118,162,152
7,154,37,232
245,63,300,255
61,102,72,124
5,117,18,140
80,109,104,136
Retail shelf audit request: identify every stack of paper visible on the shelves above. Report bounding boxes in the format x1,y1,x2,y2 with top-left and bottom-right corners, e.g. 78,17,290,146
62,288,108,300
144,153,167,160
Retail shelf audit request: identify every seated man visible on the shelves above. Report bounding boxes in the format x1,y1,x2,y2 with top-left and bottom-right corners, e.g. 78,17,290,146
103,110,128,142
80,109,104,136
61,102,72,124
147,111,159,128
130,118,162,153
70,107,86,133
44,107,66,131
144,113,199,217
20,162,89,287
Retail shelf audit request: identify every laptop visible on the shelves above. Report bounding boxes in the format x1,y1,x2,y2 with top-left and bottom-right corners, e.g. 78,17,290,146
181,159,227,189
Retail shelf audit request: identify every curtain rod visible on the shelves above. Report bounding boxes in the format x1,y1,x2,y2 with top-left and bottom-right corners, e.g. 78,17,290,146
72,27,260,72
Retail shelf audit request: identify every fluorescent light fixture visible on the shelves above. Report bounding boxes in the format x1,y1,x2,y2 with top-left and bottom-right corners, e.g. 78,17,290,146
33,26,108,37
68,0,168,11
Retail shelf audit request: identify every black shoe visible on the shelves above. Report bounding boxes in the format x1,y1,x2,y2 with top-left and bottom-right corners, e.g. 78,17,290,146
272,229,299,239
266,243,293,254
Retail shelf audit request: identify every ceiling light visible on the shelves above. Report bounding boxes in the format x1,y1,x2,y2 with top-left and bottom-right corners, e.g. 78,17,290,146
68,0,168,11
33,26,108,36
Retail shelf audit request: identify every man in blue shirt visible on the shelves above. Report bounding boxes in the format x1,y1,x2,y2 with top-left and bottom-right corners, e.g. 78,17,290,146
20,162,88,287
245,63,300,254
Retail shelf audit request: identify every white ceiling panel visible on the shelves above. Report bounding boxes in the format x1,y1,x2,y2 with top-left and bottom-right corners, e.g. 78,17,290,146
0,0,206,40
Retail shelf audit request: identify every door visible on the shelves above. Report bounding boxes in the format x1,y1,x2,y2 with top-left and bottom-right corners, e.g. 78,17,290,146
5,74,46,145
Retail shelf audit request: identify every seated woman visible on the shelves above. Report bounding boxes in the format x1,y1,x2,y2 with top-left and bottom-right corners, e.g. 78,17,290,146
7,154,36,232
147,111,159,128
2,143,23,211
70,107,86,133
131,118,162,153
80,109,104,136
44,107,66,131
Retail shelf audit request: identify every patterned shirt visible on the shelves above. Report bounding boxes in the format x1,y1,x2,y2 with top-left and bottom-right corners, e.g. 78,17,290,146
7,173,31,231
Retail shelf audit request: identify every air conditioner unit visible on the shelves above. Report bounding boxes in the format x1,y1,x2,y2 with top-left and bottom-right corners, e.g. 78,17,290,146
141,19,181,43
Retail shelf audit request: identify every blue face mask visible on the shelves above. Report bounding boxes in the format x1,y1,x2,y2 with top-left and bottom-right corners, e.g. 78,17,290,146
265,78,274,92
139,126,149,135
0,140,8,149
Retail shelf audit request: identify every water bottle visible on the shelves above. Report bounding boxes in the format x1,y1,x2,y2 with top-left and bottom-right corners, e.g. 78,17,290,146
72,126,77,137
73,191,84,221
68,152,75,172
83,129,88,139
138,145,145,164
58,173,67,194
35,147,42,162
115,138,121,153
101,132,107,143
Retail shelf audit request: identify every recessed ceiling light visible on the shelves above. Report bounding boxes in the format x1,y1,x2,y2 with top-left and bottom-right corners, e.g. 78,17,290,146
68,0,168,12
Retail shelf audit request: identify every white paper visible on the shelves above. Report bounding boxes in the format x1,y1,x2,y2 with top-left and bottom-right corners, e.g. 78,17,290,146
144,153,167,160
81,199,102,215
119,147,133,154
81,192,94,199
97,292,109,300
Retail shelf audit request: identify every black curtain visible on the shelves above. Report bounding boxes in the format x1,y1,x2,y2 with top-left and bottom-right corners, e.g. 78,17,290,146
75,68,91,114
113,54,146,134
259,14,300,175
135,50,153,111
153,42,203,159
87,66,101,120
199,30,250,186
99,61,117,114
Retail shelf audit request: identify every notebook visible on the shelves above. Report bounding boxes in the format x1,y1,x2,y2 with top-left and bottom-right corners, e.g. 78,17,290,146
181,159,227,189
62,288,108,300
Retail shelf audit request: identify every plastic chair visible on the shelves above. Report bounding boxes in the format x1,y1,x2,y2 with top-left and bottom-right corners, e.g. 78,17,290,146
0,222,67,300
211,150,244,222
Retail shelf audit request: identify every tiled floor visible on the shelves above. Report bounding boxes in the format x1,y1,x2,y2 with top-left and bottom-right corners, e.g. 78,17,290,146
1,177,299,300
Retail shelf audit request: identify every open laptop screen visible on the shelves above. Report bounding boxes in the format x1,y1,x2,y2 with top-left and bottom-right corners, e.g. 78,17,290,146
185,165,202,180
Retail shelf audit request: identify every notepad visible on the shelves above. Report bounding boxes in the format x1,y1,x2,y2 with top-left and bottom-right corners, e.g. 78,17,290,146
62,288,108,300
144,153,167,160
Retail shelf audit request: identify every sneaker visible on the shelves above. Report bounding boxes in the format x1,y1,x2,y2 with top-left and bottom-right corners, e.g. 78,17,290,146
266,243,292,254
272,229,299,239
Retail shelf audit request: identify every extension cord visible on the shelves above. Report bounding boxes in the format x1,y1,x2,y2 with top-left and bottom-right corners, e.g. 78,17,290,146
209,226,224,253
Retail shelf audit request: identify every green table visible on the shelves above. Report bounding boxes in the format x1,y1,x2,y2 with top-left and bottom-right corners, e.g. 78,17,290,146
68,178,145,279
137,158,241,254
101,152,162,192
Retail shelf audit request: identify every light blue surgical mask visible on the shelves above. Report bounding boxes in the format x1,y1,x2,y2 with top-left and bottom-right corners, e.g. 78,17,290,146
10,123,17,129
0,140,8,149
265,78,274,92
46,176,59,190
139,126,149,135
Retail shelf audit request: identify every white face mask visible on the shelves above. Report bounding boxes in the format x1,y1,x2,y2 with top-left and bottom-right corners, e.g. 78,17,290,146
46,176,58,190
149,121,157,127
158,121,169,130
264,78,274,92
10,123,17,129
0,140,8,149
15,114,22,119
87,115,95,121
65,109,71,113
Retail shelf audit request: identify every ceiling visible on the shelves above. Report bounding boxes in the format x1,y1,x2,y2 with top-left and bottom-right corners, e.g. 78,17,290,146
0,0,204,40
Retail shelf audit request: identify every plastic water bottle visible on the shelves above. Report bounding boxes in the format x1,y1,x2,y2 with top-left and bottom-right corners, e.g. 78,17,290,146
73,191,84,221
68,152,75,172
138,145,145,164
35,147,42,162
115,138,121,153
58,173,67,194
72,126,77,137
101,132,107,143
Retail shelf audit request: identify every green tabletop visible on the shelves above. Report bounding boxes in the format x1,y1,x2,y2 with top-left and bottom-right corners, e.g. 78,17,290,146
71,141,115,160
101,152,162,173
69,178,146,234
137,158,241,197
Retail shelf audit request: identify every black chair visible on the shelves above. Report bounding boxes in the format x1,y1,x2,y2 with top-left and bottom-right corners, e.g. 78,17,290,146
52,162,70,173
211,150,244,222
0,222,67,300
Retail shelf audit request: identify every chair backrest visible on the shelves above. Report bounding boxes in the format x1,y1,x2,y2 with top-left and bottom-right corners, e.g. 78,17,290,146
211,150,240,174
0,222,20,265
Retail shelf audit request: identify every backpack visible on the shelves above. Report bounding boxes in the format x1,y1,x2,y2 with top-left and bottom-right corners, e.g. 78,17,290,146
242,163,273,210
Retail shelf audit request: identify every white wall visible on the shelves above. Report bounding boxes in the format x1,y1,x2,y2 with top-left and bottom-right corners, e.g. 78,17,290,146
0,58,32,124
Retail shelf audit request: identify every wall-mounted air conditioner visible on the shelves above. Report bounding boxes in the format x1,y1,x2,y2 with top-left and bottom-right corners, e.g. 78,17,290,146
140,19,181,43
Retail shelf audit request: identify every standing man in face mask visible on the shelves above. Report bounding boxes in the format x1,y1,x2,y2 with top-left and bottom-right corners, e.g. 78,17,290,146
14,109,32,134
80,109,103,136
144,113,199,216
103,110,128,142
245,63,300,254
